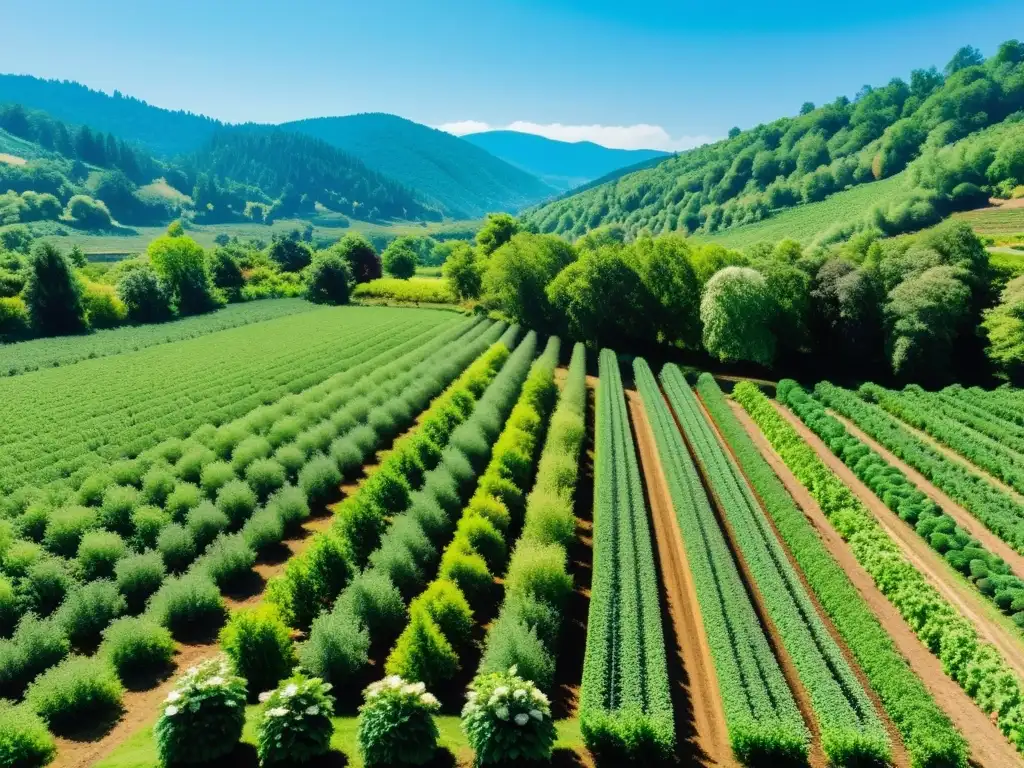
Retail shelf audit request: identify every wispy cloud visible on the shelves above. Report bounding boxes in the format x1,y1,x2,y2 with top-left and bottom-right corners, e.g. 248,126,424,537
436,119,715,152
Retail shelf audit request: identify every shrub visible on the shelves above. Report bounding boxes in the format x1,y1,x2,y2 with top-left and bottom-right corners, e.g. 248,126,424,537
256,673,335,765
438,546,493,608
77,473,113,507
155,440,186,466
2,541,42,581
200,460,235,498
407,494,452,544
265,484,309,531
99,485,140,535
466,495,511,535
0,296,29,338
129,505,169,551
335,497,386,569
269,417,303,449
141,466,176,506
109,459,144,488
349,424,378,457
330,437,364,479
16,502,51,544
154,656,247,766
505,541,572,610
20,557,75,617
0,615,69,700
55,579,126,650
266,532,348,630
199,533,256,589
479,614,555,692
0,576,18,638
220,606,295,696
384,612,458,691
100,616,175,680
175,446,216,485
231,436,273,475
157,523,197,573
43,506,98,558
369,538,423,600
213,423,250,460
300,606,370,688
338,570,406,643
242,508,285,554
115,551,166,614
26,655,123,734
0,700,55,768
296,425,335,457
165,482,202,521
298,454,341,506
454,516,506,574
274,444,306,479
215,479,258,528
245,458,287,501
185,501,229,550
76,530,127,581
305,249,352,305
357,676,440,767
147,572,226,640
461,668,555,765
411,580,474,653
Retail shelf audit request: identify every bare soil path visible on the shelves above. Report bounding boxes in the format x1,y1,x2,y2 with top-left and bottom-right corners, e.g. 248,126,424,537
626,389,737,768
734,401,1023,767
828,409,1024,578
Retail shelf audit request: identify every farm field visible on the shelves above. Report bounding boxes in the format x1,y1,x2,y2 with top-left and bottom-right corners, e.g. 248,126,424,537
9,302,1024,768
954,205,1024,236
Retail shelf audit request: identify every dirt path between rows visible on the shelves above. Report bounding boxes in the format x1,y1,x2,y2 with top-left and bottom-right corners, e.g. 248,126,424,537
626,390,737,768
772,402,1024,680
695,396,910,768
828,410,1024,578
736,402,1023,767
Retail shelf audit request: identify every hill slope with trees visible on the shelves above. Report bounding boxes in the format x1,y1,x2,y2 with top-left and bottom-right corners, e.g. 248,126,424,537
461,130,669,190
522,40,1024,245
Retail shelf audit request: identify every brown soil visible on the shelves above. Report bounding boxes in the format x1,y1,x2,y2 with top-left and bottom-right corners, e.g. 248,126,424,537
626,390,737,768
695,396,910,768
828,410,1024,580
739,401,1024,767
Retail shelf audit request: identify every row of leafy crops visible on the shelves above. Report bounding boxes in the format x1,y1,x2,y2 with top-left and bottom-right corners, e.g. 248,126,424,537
860,383,1024,495
942,385,1024,428
0,320,502,716
815,382,1024,556
0,306,460,493
478,343,587,692
661,366,889,765
632,360,807,765
384,334,558,693
778,380,1024,629
0,298,316,378
297,330,538,696
924,387,1024,453
735,381,1024,757
266,325,521,631
579,350,674,761
696,374,967,768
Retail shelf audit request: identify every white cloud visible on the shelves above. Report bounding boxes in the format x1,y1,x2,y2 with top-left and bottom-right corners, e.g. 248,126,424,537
436,119,715,152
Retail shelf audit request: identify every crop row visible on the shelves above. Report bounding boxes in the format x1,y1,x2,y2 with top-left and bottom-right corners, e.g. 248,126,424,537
926,387,1024,450
0,298,317,378
942,385,1024,428
0,306,459,493
477,342,587,692
697,374,967,768
579,350,674,761
632,360,807,765
815,382,1024,556
661,366,888,765
779,380,1024,629
735,381,1024,756
0,320,503,711
296,330,539,695
861,383,1024,495
383,334,557,694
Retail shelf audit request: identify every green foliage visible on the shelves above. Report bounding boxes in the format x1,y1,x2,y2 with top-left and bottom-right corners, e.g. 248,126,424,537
0,615,70,700
100,616,175,680
461,668,556,766
0,700,55,768
357,676,440,767
442,242,483,300
115,551,167,615
299,604,370,688
298,454,341,506
198,532,255,589
185,501,229,550
23,241,85,336
983,274,1024,383
156,523,197,573
304,249,351,304
43,505,97,558
25,655,123,733
76,529,127,581
255,673,335,765
382,239,418,279
700,266,776,366
353,276,457,304
483,233,574,329
215,479,258,527
146,572,225,640
154,656,247,766
329,232,381,284
55,579,126,650
146,234,219,316
219,605,295,696
384,612,459,691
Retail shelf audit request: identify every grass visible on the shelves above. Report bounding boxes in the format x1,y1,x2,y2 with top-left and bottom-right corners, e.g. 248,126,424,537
137,179,192,205
95,711,585,768
416,265,444,277
703,173,910,249
954,205,1024,235
353,276,458,304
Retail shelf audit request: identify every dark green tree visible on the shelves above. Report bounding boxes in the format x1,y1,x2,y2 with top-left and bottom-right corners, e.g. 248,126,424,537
269,238,313,273
441,243,482,300
305,251,351,305
476,213,520,256
483,233,574,329
381,239,418,279
23,242,86,335
329,233,381,283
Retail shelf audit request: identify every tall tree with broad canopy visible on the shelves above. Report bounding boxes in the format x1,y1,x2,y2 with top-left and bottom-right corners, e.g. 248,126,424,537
23,242,86,335
146,234,220,316
483,233,575,329
329,233,381,284
441,243,483,300
700,266,776,366
381,239,418,279
983,274,1024,384
475,213,520,257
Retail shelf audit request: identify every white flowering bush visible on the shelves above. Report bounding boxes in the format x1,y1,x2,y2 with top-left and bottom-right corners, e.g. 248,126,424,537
461,667,555,765
357,676,441,766
255,672,335,765
154,656,247,765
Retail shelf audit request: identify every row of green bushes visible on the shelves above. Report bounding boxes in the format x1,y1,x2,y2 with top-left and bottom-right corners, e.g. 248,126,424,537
735,380,1024,757
924,386,1024,455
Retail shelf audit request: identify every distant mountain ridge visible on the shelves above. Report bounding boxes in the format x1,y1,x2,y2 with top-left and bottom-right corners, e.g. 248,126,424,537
462,130,669,190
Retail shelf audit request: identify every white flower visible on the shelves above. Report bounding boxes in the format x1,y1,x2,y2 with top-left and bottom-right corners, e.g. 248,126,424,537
514,713,530,726
208,676,225,686
165,705,179,717
513,689,527,700
420,693,439,708
467,691,478,701
165,691,181,703
530,709,544,721
367,687,380,699
495,706,510,721
282,684,299,698
305,705,319,716
493,686,510,698
267,707,288,718
186,666,198,675
386,676,403,689
532,690,550,706
508,665,518,676
258,691,273,703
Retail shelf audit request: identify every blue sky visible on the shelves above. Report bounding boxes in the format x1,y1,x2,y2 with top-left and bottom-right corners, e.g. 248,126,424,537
2,0,1022,150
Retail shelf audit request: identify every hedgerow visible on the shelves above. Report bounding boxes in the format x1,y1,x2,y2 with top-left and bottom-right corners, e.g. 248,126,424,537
579,350,675,762
735,380,1024,757
699,373,967,768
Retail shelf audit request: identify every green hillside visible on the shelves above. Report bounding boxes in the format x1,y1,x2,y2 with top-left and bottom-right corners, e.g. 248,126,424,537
283,114,557,218
461,130,668,190
522,40,1024,245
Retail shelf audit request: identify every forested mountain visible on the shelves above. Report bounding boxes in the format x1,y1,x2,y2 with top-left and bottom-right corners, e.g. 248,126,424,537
461,130,669,190
282,114,557,218
523,40,1024,244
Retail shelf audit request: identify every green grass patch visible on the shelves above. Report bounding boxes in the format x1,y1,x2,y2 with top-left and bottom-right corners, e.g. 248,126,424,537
954,206,1024,235
353,276,458,304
